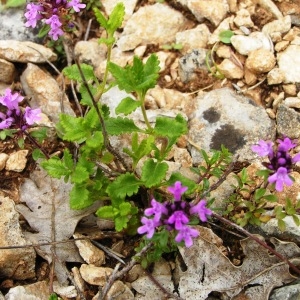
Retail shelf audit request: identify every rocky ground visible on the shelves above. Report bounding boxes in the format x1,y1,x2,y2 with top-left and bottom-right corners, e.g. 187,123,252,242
1,0,300,299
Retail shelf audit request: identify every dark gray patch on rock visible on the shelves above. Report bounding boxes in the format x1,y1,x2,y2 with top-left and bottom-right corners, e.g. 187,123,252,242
203,108,221,123
210,124,246,152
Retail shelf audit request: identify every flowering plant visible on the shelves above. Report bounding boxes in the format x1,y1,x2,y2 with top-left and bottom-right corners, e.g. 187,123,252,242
24,0,86,40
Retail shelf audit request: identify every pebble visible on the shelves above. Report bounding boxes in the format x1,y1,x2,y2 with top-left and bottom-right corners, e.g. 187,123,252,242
217,58,244,79
0,153,9,171
0,59,15,84
80,264,113,285
267,68,285,85
284,97,300,109
233,8,254,28
262,15,291,37
245,49,276,74
5,150,28,172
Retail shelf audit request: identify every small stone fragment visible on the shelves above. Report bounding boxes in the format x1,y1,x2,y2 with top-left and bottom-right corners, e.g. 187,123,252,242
80,264,113,286
217,58,244,79
282,84,297,96
0,40,57,63
0,59,15,84
284,97,300,109
245,49,276,74
233,9,254,28
256,0,283,19
6,150,28,172
0,153,9,171
267,68,285,85
262,15,291,36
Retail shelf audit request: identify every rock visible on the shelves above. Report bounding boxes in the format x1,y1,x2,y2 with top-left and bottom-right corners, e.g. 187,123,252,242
233,9,254,28
0,196,36,280
256,0,283,19
262,16,291,38
0,41,57,63
0,8,40,41
53,281,77,298
277,104,300,138
117,3,189,51
126,264,146,283
178,49,208,83
0,59,15,84
277,45,300,83
274,40,289,52
187,0,229,26
188,88,275,164
5,281,50,300
208,17,231,45
175,24,211,54
231,32,273,56
80,264,113,285
270,283,300,300
74,39,107,68
0,153,9,171
74,233,105,266
93,280,134,300
284,97,300,109
217,58,244,79
244,67,257,85
101,0,138,23
245,49,276,74
216,44,231,58
267,68,285,85
173,147,193,168
20,63,75,123
5,150,28,172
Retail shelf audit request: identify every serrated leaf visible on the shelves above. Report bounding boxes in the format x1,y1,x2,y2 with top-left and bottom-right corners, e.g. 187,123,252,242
70,185,93,209
153,114,187,139
106,173,141,199
107,2,125,35
79,84,97,107
93,7,108,28
86,131,104,149
115,97,141,115
41,157,71,179
96,206,114,219
71,165,90,184
119,202,132,216
115,215,128,231
105,116,140,135
63,63,96,82
141,159,168,187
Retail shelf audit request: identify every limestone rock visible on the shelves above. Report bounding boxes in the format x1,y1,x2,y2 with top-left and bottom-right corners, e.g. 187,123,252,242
284,97,300,109
267,68,285,85
277,45,300,83
80,264,113,285
20,63,75,123
5,150,28,172
233,9,254,28
245,49,276,74
0,153,9,171
0,40,57,63
175,24,211,54
0,196,36,280
187,0,229,26
256,0,283,19
93,281,134,300
231,32,273,56
270,283,300,300
262,16,291,37
117,3,189,51
208,17,231,45
188,88,275,164
276,104,300,138
0,59,15,84
217,58,244,79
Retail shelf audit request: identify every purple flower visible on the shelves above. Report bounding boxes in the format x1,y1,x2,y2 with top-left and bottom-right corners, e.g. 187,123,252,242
167,181,188,201
277,137,297,152
24,107,42,125
145,198,168,222
0,117,14,129
0,89,23,111
292,153,300,163
167,211,189,230
24,3,43,28
190,199,212,222
45,15,64,40
251,140,274,157
268,167,293,192
66,0,86,12
137,217,159,239
175,226,199,248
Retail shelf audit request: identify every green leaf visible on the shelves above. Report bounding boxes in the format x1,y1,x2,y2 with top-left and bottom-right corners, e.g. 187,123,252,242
115,97,141,115
70,185,93,209
141,159,168,188
292,214,300,226
4,0,26,8
115,215,128,231
29,127,48,143
262,194,277,202
63,64,96,82
71,165,90,184
41,154,71,179
254,188,266,201
119,202,132,216
48,294,58,300
106,173,141,199
86,131,104,149
79,84,97,107
219,30,234,44
153,114,187,139
96,206,115,219
38,25,50,38
107,2,125,35
105,117,140,135
32,148,45,161
93,7,108,28
277,219,286,232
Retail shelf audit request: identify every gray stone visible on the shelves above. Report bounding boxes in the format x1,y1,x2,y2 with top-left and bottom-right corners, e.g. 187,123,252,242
20,63,75,123
117,3,188,51
188,88,275,164
0,196,36,280
0,40,57,63
277,45,300,83
270,283,300,300
276,104,300,139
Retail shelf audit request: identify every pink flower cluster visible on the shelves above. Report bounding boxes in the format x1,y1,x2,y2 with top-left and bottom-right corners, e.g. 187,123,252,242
252,138,300,191
24,0,86,40
0,89,41,131
138,181,212,248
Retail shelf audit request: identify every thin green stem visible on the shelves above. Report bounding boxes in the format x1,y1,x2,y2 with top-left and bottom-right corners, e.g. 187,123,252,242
138,92,152,131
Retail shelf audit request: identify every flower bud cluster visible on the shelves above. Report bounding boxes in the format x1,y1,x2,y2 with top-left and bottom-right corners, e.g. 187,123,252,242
0,89,41,131
24,0,86,40
252,137,300,191
138,181,212,248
